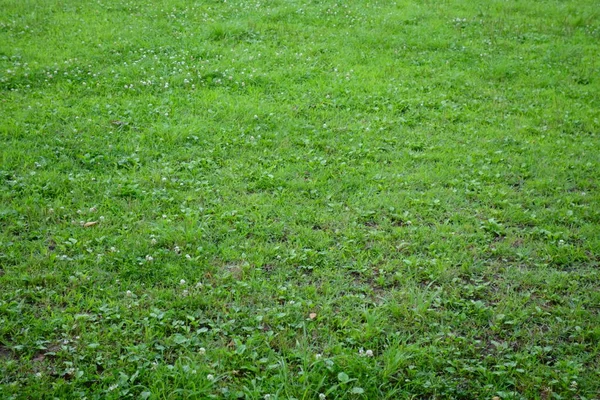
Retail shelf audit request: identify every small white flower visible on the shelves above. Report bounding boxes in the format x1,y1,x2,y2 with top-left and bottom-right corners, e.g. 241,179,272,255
365,349,374,357
199,347,206,355
174,245,181,254
99,215,105,221
145,255,153,262
264,395,271,400
182,290,189,297
126,290,133,297
195,282,203,289
151,238,157,245
319,394,326,400
180,279,186,285
89,207,97,212
315,353,322,360
185,254,192,260
207,374,214,381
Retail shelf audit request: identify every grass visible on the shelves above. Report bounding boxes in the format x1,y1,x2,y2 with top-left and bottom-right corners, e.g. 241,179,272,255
1,0,599,398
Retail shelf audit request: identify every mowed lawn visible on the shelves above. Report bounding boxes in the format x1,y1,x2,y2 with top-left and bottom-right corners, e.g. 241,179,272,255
1,0,599,398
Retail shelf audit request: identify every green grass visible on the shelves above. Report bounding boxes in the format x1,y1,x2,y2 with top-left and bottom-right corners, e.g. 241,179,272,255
1,0,599,398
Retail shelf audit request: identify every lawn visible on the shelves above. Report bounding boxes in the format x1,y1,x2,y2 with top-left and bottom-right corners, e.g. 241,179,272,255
1,0,599,398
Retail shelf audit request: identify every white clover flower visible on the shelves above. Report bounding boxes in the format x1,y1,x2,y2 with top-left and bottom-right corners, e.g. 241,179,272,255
145,255,153,262
315,353,322,360
126,290,133,297
199,347,206,355
365,349,374,357
185,254,192,260
151,238,157,245
207,374,214,381
180,279,186,285
319,394,326,400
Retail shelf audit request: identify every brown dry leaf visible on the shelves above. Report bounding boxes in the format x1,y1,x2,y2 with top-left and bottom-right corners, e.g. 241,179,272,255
309,313,317,320
83,221,98,228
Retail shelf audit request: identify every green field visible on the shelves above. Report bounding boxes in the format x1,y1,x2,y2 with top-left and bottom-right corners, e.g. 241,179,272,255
1,0,599,398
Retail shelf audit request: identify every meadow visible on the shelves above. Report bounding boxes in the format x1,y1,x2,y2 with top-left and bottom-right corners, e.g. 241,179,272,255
1,0,599,398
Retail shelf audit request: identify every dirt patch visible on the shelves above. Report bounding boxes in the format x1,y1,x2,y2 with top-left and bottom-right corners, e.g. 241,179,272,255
262,264,276,273
32,343,61,363
0,345,12,360
511,238,524,248
223,263,245,279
